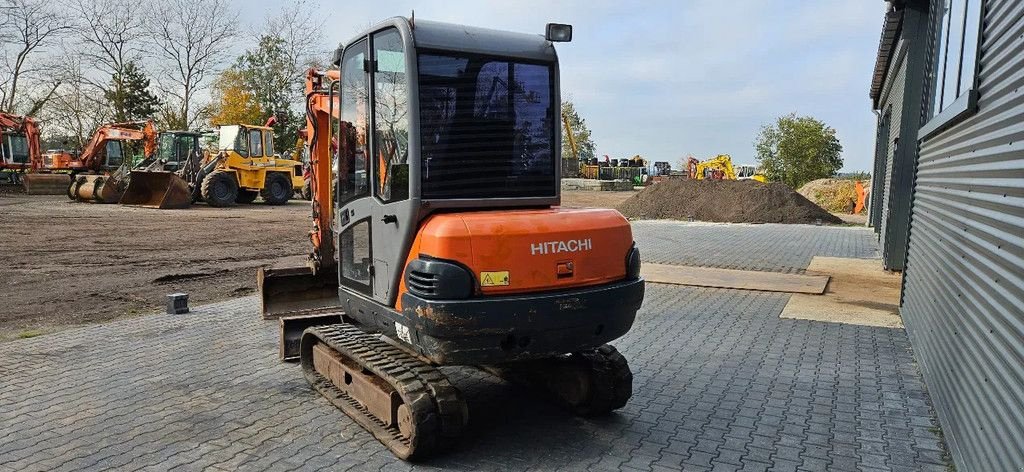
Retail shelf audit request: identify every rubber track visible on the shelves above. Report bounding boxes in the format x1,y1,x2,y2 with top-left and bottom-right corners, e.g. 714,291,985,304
300,324,467,460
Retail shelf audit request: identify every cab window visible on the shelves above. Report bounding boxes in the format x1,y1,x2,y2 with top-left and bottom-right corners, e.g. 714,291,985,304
337,38,370,205
105,141,124,168
264,131,275,157
249,129,263,157
372,28,409,202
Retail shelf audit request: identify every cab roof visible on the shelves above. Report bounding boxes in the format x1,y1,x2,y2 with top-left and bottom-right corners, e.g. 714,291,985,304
342,17,558,64
410,19,557,62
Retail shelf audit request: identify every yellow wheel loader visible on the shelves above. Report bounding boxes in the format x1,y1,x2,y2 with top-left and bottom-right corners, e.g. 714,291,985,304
121,121,304,208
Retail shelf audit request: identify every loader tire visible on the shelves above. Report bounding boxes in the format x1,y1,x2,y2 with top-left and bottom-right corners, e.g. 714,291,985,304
301,180,312,200
235,189,259,204
261,172,291,205
201,170,238,207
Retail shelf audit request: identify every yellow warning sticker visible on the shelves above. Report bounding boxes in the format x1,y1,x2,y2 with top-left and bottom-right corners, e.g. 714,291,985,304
480,271,510,287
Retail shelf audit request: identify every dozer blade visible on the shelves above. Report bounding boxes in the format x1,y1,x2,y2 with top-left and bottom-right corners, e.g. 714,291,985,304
278,312,343,361
22,173,71,195
120,171,192,209
258,266,341,319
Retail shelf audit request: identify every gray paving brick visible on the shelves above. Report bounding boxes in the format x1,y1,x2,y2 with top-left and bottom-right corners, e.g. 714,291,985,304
0,222,951,471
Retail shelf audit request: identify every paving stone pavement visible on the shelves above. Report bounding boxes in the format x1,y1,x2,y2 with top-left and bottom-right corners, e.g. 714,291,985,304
0,222,949,471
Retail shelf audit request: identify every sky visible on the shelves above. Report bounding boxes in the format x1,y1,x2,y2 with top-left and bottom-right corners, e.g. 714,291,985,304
242,0,887,172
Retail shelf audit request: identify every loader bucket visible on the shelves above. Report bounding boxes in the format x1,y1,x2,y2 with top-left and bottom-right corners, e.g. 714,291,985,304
258,266,341,320
22,174,71,195
120,171,192,209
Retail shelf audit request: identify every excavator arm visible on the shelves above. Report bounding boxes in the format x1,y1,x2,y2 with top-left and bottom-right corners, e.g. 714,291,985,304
257,68,342,322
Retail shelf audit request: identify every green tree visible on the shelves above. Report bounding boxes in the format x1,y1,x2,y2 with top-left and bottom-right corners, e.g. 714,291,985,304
754,113,843,188
208,68,264,126
233,35,299,152
561,100,596,161
104,61,160,122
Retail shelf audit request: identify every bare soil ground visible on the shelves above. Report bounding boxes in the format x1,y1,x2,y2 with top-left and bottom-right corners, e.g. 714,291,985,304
0,189,632,341
0,193,310,341
618,179,844,224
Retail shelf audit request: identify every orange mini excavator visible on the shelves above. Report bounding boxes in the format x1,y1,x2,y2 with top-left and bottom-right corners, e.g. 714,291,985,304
259,18,644,460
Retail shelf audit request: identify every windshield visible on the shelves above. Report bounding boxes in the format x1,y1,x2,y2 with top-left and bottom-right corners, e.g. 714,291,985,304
418,52,556,199
2,134,30,164
157,133,176,161
218,125,245,152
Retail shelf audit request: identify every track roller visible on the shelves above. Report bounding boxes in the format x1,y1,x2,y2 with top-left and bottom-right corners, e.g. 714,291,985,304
486,344,633,416
299,324,468,460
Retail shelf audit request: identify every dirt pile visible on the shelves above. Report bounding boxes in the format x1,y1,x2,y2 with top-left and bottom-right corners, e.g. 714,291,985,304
798,179,869,214
617,178,843,224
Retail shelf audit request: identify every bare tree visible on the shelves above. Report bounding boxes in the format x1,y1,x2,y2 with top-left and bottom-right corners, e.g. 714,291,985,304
146,0,236,128
39,54,109,149
0,0,72,112
263,0,328,84
73,0,146,108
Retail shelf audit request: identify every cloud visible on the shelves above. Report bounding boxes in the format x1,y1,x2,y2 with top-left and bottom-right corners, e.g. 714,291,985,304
240,0,885,171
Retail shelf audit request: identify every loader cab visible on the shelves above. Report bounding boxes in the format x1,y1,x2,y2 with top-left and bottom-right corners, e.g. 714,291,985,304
331,18,563,305
156,131,202,171
218,124,276,160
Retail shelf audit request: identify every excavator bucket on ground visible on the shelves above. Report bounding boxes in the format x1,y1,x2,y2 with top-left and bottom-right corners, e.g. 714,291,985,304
71,174,123,203
258,266,341,319
259,266,342,361
119,171,192,209
22,173,71,195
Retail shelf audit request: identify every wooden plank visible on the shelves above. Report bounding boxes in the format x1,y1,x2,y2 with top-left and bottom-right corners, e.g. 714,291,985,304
641,263,829,294
781,257,903,328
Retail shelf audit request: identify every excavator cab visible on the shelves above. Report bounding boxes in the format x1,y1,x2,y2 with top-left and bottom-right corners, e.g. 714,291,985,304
261,18,643,460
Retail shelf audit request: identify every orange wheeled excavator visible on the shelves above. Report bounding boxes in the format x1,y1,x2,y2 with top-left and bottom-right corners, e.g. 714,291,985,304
67,121,157,203
259,18,644,460
0,112,71,194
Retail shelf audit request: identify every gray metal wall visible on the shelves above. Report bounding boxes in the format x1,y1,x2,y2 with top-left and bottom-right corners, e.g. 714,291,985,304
869,111,891,230
901,0,1024,469
879,52,907,242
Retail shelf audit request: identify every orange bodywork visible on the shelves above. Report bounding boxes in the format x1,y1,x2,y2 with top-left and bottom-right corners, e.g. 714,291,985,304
396,207,634,309
69,121,157,172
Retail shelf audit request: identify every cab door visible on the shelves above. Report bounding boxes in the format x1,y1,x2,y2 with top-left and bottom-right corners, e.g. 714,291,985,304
367,28,414,304
335,38,375,297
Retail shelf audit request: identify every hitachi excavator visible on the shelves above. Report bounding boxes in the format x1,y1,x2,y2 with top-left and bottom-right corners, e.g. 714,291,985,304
258,18,644,460
67,121,158,203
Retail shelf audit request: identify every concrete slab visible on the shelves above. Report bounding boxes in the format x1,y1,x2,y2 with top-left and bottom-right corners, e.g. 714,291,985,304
781,256,903,328
642,263,829,294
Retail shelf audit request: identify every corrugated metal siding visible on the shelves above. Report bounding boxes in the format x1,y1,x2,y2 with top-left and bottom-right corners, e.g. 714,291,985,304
870,111,891,229
880,55,907,241
901,0,1024,470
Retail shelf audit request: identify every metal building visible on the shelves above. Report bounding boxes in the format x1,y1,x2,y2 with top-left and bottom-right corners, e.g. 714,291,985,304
868,0,1024,470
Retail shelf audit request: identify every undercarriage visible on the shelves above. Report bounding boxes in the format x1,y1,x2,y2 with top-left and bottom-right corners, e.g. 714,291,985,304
299,322,633,460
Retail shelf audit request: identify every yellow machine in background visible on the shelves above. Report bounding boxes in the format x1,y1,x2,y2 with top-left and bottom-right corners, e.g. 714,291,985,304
203,123,304,206
694,154,766,182
120,121,304,208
